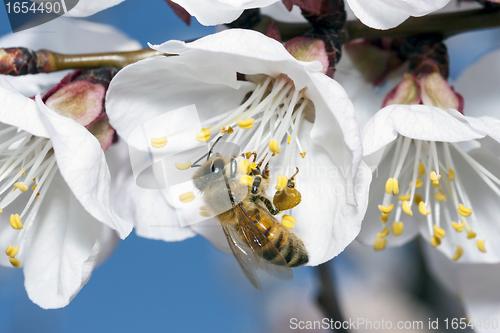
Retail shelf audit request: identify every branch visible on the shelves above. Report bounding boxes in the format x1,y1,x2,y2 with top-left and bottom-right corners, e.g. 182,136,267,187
316,262,348,333
0,48,165,75
254,7,500,42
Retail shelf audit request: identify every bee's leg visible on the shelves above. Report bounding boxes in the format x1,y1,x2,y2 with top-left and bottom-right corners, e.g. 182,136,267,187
261,162,270,179
251,175,262,194
259,196,281,215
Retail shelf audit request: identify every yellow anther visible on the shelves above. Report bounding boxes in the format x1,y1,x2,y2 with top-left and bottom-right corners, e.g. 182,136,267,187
227,126,234,134
269,139,281,154
430,236,441,247
467,231,477,239
179,192,195,203
300,152,306,158
196,128,211,142
151,136,167,148
245,152,253,159
448,168,455,181
392,221,404,236
419,201,431,215
35,192,40,199
458,203,473,217
282,215,297,228
238,160,251,174
374,237,387,251
398,193,410,201
13,182,28,192
402,200,413,216
287,136,291,144
430,171,441,187
418,162,425,175
237,118,255,129
32,184,37,191
275,175,288,191
409,177,423,188
8,246,18,258
379,213,389,223
451,222,464,232
9,257,21,268
452,245,464,261
434,189,447,202
5,245,13,256
9,214,23,230
239,175,254,186
477,240,486,253
175,161,192,170
33,178,36,181
385,178,399,195
414,194,423,204
433,225,446,239
378,203,394,214
18,168,26,176
377,227,391,238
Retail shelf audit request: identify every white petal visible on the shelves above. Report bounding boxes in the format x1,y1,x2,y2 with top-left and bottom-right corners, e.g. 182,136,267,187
65,0,126,17
0,77,49,137
362,105,485,167
35,96,133,239
170,0,279,26
23,174,103,309
260,2,308,23
287,121,371,265
346,0,450,29
0,17,141,97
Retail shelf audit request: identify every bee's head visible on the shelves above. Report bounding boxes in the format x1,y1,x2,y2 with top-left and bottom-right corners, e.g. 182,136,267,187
193,154,228,191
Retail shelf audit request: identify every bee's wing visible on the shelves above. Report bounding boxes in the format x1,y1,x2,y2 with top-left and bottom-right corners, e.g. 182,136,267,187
234,205,292,281
221,224,261,290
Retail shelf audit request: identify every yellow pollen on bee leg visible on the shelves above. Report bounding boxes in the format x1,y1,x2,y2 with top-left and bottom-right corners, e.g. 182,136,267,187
9,214,23,230
239,175,254,186
379,213,390,223
196,128,211,142
275,175,288,191
269,139,281,154
398,193,410,201
452,245,464,261
281,215,297,229
448,168,455,181
413,194,423,205
238,160,251,174
409,178,423,188
237,118,255,129
434,189,447,202
377,227,391,238
249,163,257,170
430,171,441,187
451,222,464,232
419,201,431,215
433,225,446,239
392,221,404,236
151,136,167,148
418,162,425,175
477,240,486,253
402,201,413,216
458,203,473,217
385,178,399,195
374,237,387,251
179,192,195,203
378,203,394,214
430,236,441,247
13,182,28,192
9,257,22,268
175,161,192,170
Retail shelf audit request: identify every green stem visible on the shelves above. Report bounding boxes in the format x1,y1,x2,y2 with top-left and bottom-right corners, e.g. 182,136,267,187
254,7,500,42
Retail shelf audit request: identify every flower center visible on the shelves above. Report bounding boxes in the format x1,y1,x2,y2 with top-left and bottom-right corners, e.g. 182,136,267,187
1,126,58,268
195,76,311,226
374,135,494,260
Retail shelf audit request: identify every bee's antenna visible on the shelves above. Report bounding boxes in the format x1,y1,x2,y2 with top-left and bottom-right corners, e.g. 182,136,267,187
290,167,299,180
191,135,224,167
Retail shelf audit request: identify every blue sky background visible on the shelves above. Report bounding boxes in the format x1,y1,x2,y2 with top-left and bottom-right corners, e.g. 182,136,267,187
0,1,499,332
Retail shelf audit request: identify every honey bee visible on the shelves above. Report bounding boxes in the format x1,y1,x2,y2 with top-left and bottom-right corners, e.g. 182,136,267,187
192,141,308,289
